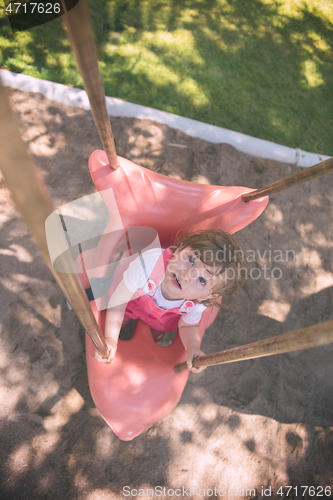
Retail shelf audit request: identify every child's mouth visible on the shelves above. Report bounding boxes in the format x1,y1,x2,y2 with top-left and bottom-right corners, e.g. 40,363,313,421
173,273,182,289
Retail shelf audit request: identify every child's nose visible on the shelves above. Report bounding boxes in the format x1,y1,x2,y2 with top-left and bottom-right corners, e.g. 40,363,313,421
181,268,191,282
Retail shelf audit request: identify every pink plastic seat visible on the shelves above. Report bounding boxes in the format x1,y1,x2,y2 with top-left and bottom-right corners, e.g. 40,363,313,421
82,150,268,440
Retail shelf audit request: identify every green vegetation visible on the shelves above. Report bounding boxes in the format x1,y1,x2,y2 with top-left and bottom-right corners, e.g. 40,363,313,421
1,0,332,154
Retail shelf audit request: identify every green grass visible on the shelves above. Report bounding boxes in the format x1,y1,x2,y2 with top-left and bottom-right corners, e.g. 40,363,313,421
1,0,332,155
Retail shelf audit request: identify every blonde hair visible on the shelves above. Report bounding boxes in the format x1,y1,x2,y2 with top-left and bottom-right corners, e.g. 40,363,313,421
173,229,245,307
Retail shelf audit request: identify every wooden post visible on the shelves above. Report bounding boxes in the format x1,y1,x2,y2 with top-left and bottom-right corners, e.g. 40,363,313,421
0,81,110,359
242,157,333,202
61,0,118,170
174,320,333,373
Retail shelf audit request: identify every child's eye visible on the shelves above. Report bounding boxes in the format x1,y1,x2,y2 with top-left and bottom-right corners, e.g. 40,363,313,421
199,277,206,286
189,255,195,266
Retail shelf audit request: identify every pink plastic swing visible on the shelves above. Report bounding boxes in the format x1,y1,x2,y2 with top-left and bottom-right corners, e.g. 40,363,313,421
78,150,268,441
59,0,332,442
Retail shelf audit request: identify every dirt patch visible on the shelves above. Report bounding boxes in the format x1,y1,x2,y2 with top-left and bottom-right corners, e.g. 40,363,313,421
1,87,333,499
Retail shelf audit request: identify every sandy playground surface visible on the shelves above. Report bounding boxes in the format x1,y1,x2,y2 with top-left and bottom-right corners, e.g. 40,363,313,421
0,87,333,499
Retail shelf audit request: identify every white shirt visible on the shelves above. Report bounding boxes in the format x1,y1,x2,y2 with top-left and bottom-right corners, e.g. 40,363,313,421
123,248,206,325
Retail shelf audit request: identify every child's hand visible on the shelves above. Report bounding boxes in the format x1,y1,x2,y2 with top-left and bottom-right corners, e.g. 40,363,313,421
186,349,206,373
94,337,118,364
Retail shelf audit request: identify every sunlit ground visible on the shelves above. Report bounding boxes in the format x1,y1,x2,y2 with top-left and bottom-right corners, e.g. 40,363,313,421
0,87,332,497
0,0,332,154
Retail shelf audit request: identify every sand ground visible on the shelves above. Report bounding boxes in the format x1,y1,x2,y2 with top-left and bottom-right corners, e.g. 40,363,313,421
0,87,333,499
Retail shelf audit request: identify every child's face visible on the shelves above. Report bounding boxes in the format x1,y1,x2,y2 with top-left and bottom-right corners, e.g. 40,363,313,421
162,246,223,301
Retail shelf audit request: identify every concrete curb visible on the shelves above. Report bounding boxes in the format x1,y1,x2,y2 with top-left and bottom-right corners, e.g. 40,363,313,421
1,69,330,168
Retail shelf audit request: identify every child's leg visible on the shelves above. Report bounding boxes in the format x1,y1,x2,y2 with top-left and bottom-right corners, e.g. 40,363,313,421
120,321,165,342
152,328,178,346
119,317,136,341
151,328,165,342
121,317,131,329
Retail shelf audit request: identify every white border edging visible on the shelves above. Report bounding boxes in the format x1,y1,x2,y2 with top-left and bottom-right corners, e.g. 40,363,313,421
1,69,330,168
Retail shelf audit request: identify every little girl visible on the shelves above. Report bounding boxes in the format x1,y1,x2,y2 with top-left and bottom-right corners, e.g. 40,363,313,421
94,230,244,371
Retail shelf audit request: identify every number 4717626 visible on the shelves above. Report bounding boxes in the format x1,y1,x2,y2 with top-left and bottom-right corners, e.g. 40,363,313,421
277,486,332,497
5,3,61,14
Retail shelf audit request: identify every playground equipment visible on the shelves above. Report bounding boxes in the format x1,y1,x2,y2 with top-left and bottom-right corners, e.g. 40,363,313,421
0,0,332,440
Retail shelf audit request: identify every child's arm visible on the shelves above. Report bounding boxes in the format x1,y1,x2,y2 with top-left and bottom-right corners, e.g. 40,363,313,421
94,279,134,363
178,316,206,373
